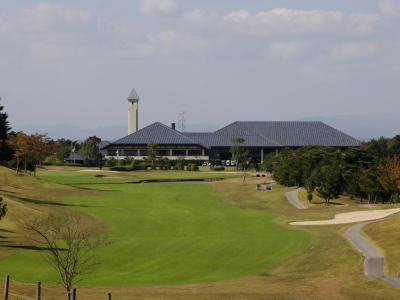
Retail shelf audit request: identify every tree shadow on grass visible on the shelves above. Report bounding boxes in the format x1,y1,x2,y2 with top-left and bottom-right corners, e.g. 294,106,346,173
0,228,15,234
2,244,66,251
0,189,16,194
3,244,47,251
311,201,344,206
17,197,100,208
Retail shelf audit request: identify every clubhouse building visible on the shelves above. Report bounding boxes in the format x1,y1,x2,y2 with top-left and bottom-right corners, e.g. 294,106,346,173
101,89,360,163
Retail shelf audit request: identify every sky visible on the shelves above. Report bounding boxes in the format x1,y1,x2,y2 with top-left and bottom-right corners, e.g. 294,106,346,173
1,0,400,136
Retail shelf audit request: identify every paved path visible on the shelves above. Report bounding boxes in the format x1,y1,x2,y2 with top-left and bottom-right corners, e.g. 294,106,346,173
290,208,400,226
345,219,400,288
285,189,307,209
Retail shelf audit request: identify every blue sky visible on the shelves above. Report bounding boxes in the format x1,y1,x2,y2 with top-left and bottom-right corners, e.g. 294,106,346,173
1,0,399,134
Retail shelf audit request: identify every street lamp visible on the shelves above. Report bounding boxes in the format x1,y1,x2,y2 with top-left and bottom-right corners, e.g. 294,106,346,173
72,144,76,165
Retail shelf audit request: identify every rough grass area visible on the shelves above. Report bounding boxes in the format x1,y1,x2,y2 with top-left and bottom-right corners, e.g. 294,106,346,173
363,215,400,277
297,190,349,207
0,169,310,287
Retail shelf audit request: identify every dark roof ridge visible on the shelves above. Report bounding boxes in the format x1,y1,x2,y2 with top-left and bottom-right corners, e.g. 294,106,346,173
214,121,239,134
155,123,208,146
215,121,282,146
112,122,161,144
257,134,282,147
319,122,360,145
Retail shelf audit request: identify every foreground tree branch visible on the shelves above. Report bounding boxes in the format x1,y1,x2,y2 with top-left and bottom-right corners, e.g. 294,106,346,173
20,214,109,299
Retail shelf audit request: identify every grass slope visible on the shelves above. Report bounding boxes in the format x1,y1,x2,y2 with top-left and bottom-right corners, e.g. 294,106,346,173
363,215,400,277
0,175,310,287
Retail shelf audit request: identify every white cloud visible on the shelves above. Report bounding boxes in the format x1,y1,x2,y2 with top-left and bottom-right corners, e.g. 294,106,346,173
221,9,344,36
379,0,400,18
182,8,380,37
0,3,115,61
182,9,219,27
267,42,308,59
330,43,378,61
347,14,380,35
0,2,391,65
116,30,206,58
139,0,179,16
21,3,95,33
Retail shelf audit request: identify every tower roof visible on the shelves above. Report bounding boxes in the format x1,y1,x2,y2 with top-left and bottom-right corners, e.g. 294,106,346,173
127,88,139,101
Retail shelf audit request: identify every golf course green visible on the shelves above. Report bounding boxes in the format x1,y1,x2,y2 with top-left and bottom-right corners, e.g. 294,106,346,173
0,175,311,287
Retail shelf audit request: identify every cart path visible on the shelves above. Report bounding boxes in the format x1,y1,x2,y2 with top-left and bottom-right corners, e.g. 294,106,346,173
290,208,400,226
344,219,400,288
285,189,307,209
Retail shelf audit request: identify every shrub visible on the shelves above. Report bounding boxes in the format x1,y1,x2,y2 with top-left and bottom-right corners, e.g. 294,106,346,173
105,159,117,167
307,193,313,202
44,155,63,166
211,166,225,171
175,161,185,170
187,163,199,171
109,166,131,172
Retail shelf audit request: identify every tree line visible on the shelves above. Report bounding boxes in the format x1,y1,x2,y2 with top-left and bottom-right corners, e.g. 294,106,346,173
261,137,400,204
0,99,108,298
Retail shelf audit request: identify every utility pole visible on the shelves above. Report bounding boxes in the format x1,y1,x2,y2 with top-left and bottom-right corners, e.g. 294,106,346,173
178,111,186,132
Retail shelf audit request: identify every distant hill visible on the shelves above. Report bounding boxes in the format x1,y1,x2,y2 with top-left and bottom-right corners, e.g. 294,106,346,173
14,124,128,141
14,112,399,141
13,122,219,141
299,112,400,141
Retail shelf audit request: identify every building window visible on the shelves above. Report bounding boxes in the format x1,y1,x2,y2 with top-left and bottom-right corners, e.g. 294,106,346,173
157,150,168,156
139,149,148,156
124,150,138,156
172,150,186,156
107,150,117,156
188,150,202,156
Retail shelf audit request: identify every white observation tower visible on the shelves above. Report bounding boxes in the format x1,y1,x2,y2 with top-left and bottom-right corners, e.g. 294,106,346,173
128,88,139,135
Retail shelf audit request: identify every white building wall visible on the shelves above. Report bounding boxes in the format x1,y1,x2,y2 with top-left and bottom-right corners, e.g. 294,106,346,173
128,100,138,135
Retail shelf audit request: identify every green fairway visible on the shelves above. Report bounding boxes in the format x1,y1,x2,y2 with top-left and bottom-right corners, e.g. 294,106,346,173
0,180,310,287
37,169,239,184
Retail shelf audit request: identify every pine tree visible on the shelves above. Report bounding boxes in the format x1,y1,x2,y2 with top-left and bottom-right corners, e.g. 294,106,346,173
230,138,251,184
0,197,7,221
0,97,12,162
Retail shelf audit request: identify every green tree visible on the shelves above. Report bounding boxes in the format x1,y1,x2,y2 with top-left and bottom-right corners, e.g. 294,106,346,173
79,139,100,166
0,197,7,221
0,98,12,163
272,149,295,186
378,155,400,203
147,142,158,167
359,167,381,204
230,138,251,184
260,152,278,173
56,147,73,162
318,161,344,205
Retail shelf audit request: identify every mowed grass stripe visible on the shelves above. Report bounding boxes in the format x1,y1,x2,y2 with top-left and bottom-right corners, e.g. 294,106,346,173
37,169,239,184
0,182,310,287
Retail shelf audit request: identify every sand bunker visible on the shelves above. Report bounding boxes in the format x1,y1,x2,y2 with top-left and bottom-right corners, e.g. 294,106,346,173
290,208,400,226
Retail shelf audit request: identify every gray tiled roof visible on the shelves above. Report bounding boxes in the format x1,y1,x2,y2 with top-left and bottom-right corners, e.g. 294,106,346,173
111,122,201,146
65,153,83,161
106,121,360,149
214,121,360,147
183,133,280,148
98,141,111,150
